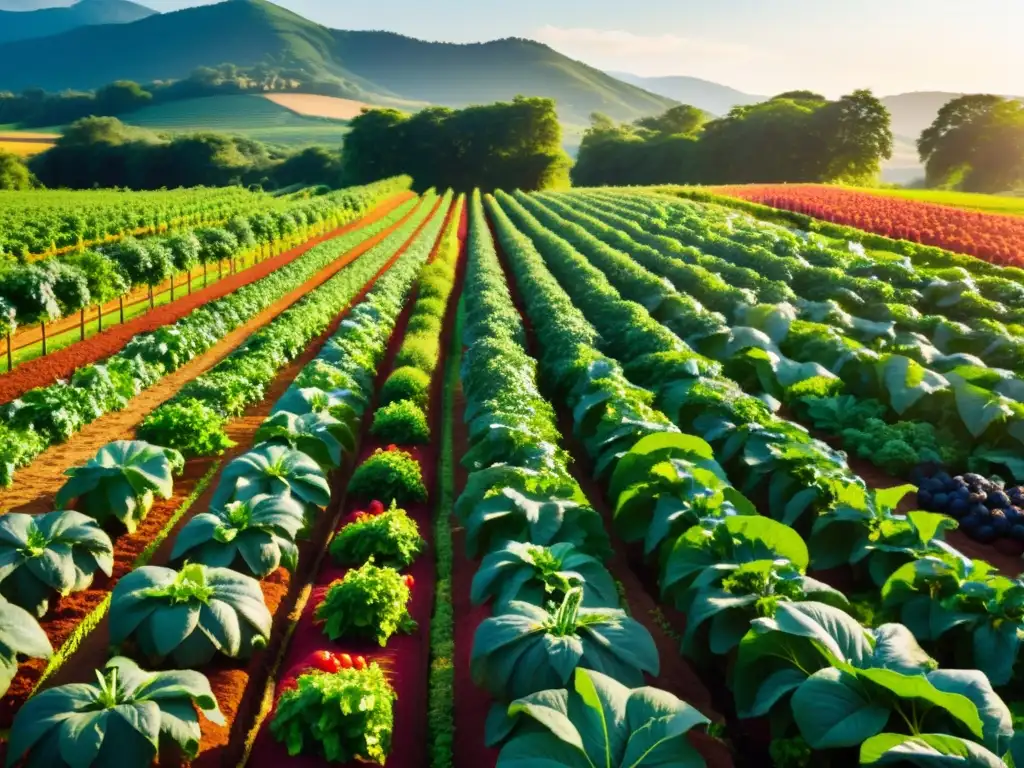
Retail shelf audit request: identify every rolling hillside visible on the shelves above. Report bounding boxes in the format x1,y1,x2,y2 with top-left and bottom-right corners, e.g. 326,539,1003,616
0,0,154,44
0,0,676,125
607,72,763,116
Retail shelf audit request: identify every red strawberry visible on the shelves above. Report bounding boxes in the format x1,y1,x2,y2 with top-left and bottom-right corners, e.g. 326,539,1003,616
404,574,415,589
336,653,353,669
353,655,367,671
368,500,385,516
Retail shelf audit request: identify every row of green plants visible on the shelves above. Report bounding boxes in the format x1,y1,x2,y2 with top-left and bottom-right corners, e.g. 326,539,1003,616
0,180,415,488
372,194,465,445
138,190,442,459
0,179,412,353
267,193,458,765
545,190,1024,477
0,185,264,258
466,190,717,766
485,192,1024,765
0,192,450,768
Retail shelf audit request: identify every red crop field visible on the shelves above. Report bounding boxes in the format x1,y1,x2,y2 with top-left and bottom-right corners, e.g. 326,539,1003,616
714,183,1024,267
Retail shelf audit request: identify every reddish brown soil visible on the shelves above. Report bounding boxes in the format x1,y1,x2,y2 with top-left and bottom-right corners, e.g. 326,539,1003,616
246,201,459,768
0,199,423,513
0,192,415,404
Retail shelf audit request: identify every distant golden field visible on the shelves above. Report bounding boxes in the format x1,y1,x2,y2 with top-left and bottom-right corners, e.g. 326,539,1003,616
0,133,57,157
263,93,372,120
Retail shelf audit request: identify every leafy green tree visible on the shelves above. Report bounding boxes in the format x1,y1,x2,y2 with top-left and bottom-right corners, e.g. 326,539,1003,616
918,94,1024,191
164,231,201,297
0,264,61,354
815,89,893,183
633,104,706,136
94,81,152,115
0,151,32,190
64,251,128,333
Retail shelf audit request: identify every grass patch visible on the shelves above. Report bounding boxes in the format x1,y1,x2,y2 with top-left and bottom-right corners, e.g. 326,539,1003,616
30,460,221,692
862,187,1024,216
426,297,461,768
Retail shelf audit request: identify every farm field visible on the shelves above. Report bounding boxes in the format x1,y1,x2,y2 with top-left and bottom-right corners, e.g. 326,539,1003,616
3,180,1024,768
121,94,350,147
708,182,1024,267
867,186,1024,216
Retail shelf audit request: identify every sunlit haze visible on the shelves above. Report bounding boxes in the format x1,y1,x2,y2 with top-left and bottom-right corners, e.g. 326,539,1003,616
146,0,1023,97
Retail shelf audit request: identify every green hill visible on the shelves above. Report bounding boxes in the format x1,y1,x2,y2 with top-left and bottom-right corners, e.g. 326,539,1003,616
0,0,153,44
122,94,349,147
0,0,676,125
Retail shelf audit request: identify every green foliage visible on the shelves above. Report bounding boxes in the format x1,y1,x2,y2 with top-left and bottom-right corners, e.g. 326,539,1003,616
315,559,416,646
110,562,271,667
393,332,438,372
0,511,113,617
0,597,51,697
329,501,426,568
343,97,571,192
0,151,34,191
171,493,307,578
270,664,395,765
370,399,430,444
138,399,235,458
255,410,355,471
492,667,709,766
348,447,427,505
210,444,330,510
380,366,431,408
55,440,184,533
0,424,46,488
7,657,224,768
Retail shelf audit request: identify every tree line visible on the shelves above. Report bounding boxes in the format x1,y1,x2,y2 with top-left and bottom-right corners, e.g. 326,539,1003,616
572,90,894,187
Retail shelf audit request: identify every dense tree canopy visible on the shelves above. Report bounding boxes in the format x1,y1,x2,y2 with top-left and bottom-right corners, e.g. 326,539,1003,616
918,95,1024,192
341,96,571,192
572,89,893,187
0,151,33,190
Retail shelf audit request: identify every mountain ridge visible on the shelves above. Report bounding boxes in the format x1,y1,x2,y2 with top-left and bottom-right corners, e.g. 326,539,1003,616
0,0,155,45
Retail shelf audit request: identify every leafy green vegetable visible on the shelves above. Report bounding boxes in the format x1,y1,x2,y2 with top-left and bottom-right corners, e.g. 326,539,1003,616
55,440,184,533
370,399,431,444
471,587,658,701
315,559,416,646
329,501,425,568
0,597,51,697
170,493,307,578
137,398,235,458
110,562,271,666
6,656,224,768
210,444,330,510
0,510,114,617
491,667,709,767
347,447,427,505
271,663,395,765
470,541,618,609
254,410,355,470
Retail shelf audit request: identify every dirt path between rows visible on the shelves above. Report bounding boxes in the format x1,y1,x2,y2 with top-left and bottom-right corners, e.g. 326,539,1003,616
0,198,422,514
0,192,416,405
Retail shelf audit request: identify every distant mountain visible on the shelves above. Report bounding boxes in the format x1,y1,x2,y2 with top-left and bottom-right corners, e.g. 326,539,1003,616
0,0,676,125
0,0,74,9
0,0,154,45
608,72,763,116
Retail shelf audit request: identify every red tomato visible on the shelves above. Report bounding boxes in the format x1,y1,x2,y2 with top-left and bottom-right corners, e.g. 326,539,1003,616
337,653,353,669
404,574,415,589
353,655,367,670
386,444,399,452
311,650,341,673
368,500,385,516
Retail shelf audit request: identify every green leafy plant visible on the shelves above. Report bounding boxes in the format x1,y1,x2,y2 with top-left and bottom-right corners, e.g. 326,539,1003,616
55,441,184,532
0,597,51,696
110,562,271,666
170,493,307,578
255,411,355,470
329,501,426,568
370,399,431,444
881,555,1024,685
6,656,225,768
380,366,431,408
347,447,427,505
470,541,618,609
471,587,658,701
0,510,114,617
138,398,235,458
315,559,416,646
271,663,396,765
490,667,710,767
210,444,330,509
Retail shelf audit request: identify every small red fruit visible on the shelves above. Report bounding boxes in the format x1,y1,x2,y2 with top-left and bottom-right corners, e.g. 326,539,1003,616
353,655,367,670
352,511,369,523
337,653,353,669
368,500,385,516
311,650,340,673
404,574,415,589
386,444,399,452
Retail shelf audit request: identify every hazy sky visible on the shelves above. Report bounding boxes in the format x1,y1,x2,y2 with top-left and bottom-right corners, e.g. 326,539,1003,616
147,0,1023,97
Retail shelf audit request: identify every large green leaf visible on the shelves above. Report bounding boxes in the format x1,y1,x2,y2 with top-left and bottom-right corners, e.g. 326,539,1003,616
791,667,889,749
861,733,1005,767
210,444,330,509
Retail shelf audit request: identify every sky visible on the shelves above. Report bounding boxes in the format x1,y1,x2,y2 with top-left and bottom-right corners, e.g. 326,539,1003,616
145,0,1024,97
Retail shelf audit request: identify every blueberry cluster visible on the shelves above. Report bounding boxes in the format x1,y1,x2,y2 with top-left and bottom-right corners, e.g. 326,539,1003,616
917,472,1024,543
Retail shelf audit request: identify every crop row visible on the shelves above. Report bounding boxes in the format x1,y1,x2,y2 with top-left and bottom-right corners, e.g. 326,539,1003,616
712,184,1024,268
0,192,453,768
484,190,1024,765
0,178,412,354
0,180,416,488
